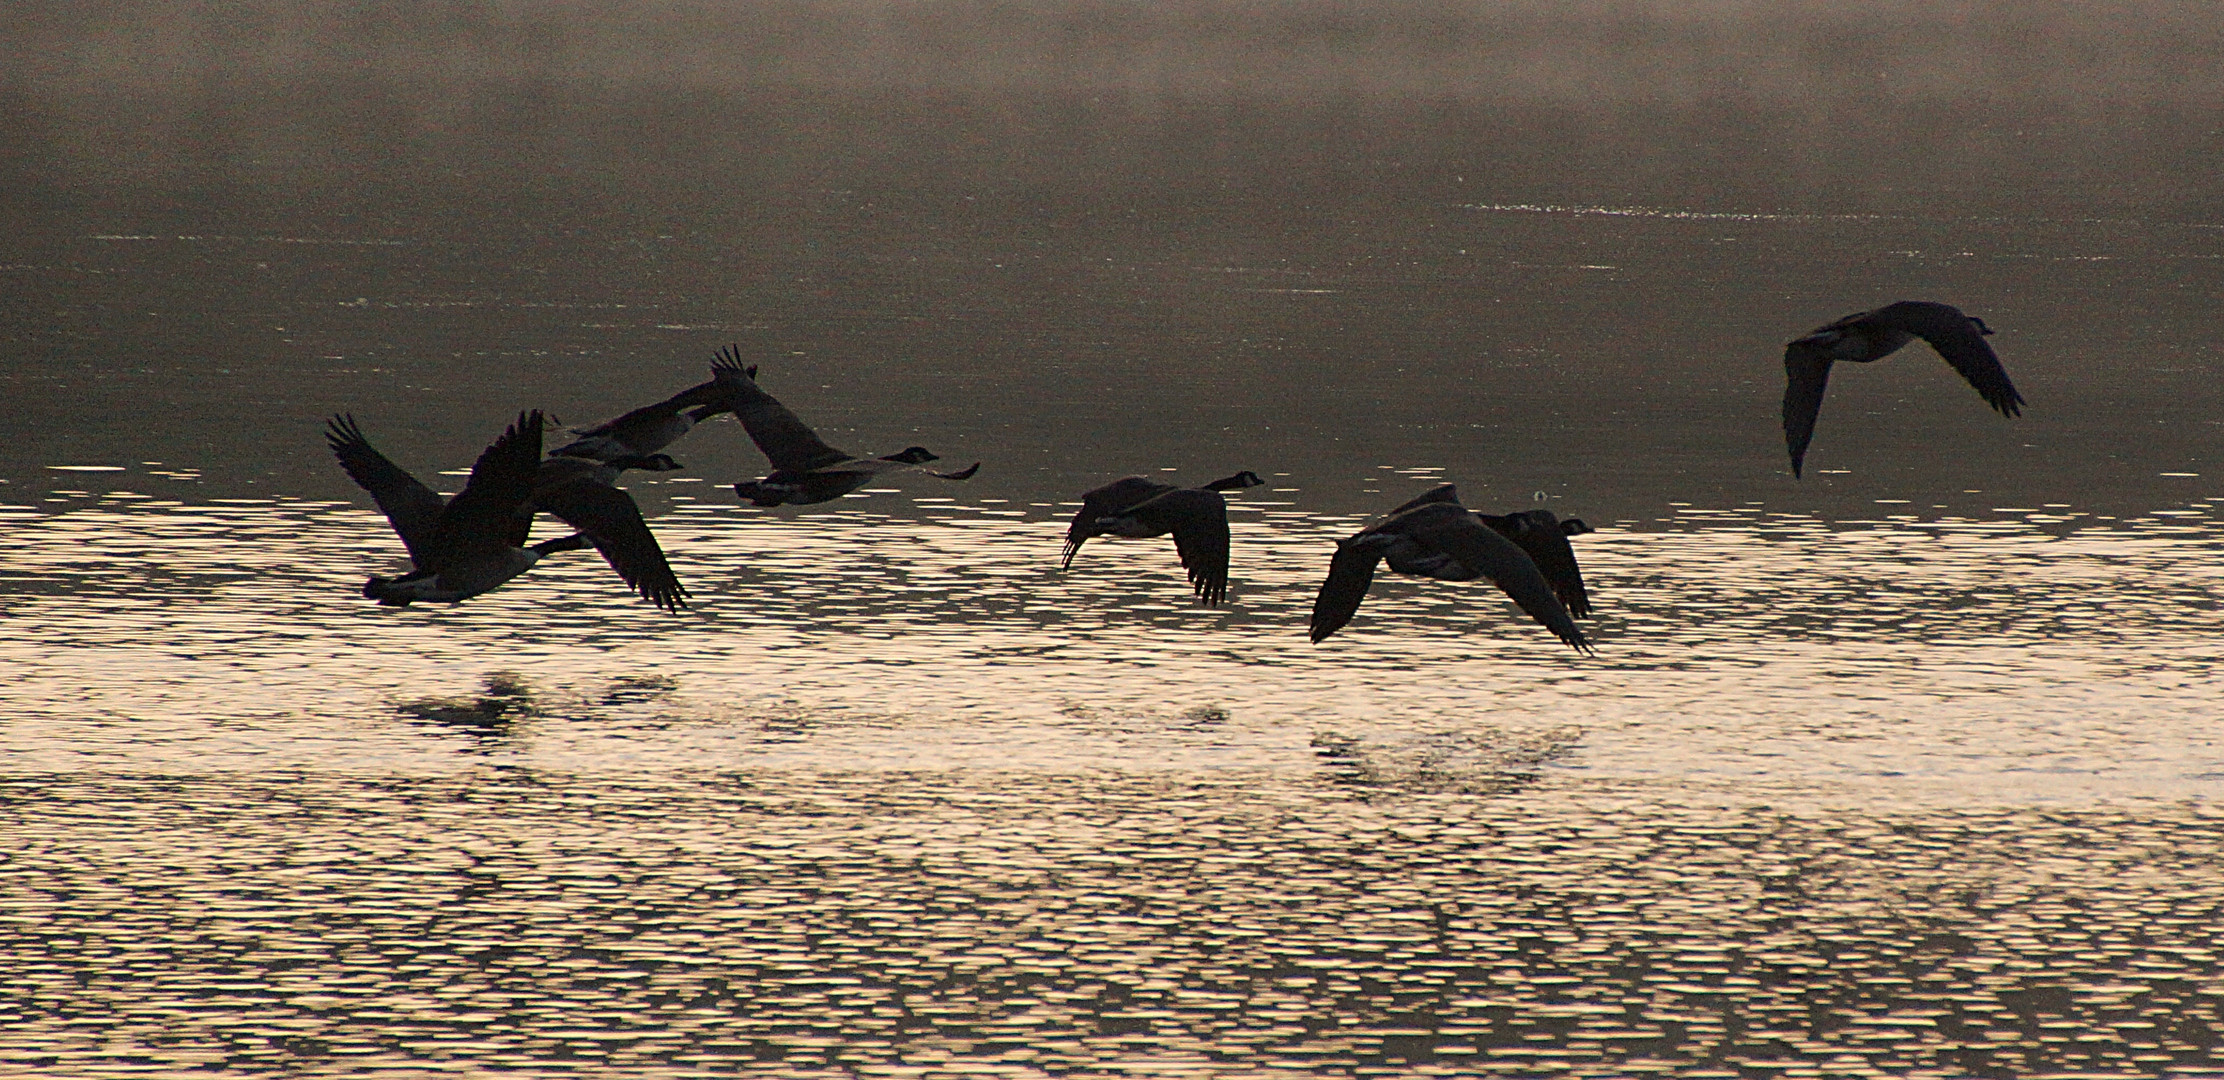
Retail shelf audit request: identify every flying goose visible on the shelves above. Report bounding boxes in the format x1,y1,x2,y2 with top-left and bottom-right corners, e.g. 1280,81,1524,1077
518,454,689,612
1474,509,1596,619
550,351,763,463
1310,484,1592,651
328,410,593,605
1061,471,1266,606
712,348,980,506
1782,300,2025,477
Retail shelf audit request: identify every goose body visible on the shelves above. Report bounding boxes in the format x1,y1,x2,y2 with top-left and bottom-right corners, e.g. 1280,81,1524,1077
517,454,689,612
1375,504,1595,619
1062,470,1265,606
711,348,981,506
551,364,748,463
1474,509,1595,618
1309,485,1591,651
328,411,583,606
733,447,980,507
366,533,594,605
1782,300,2025,477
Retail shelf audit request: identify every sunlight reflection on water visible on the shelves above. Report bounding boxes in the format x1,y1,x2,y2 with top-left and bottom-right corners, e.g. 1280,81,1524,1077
3,497,2219,798
3,498,2222,1076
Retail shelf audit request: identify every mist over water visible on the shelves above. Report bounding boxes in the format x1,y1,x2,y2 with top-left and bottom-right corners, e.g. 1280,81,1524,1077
5,4,2224,1077
6,3,2222,519
15,1,2224,224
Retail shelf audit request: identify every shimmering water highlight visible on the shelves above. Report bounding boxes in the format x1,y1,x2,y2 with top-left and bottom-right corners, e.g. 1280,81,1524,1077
4,495,2222,1077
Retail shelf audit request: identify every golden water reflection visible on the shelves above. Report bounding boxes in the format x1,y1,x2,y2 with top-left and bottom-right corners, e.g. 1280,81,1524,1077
3,499,2218,799
6,774,2224,1076
2,500,2221,1076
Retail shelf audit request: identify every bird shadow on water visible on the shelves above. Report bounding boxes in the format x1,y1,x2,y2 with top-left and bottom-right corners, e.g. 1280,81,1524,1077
1310,725,1585,796
395,672,697,747
596,674,679,707
395,671,542,745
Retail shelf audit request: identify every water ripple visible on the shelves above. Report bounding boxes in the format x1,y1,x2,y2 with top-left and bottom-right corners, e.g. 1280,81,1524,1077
2,501,2218,796
3,773,2223,1076
3,501,2222,1074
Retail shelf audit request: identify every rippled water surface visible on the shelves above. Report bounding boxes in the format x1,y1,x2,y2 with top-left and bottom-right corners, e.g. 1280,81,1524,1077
6,494,2224,1076
10,7,2224,1070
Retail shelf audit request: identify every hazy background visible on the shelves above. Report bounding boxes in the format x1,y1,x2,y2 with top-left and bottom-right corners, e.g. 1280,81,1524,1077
6,12,2224,1074
3,1,2220,517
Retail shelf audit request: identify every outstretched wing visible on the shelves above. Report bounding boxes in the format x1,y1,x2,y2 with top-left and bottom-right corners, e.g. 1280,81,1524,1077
716,360,851,472
440,411,547,557
1061,476,1171,567
532,481,688,612
1782,343,1834,478
1309,540,1384,643
1403,506,1591,652
326,413,447,563
1879,300,2025,418
1385,483,1462,518
687,346,758,422
1483,512,1593,619
1130,488,1233,606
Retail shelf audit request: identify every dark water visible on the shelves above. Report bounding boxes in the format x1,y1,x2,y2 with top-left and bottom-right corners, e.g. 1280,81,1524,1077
5,3,2224,1076
10,189,2219,526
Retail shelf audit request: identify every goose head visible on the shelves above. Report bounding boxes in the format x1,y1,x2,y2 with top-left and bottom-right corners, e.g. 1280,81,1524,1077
1204,470,1266,492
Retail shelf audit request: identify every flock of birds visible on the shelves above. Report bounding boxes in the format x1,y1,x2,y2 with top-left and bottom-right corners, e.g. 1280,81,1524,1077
330,300,2024,653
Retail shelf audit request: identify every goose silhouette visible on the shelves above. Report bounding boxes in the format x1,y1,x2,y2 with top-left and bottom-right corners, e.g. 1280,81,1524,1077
1310,485,1591,651
1782,300,2025,477
1061,470,1266,606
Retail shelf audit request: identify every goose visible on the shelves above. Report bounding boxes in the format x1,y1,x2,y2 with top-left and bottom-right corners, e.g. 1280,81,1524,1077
1782,300,2025,477
1310,484,1592,651
1474,509,1595,618
328,410,594,606
712,348,980,506
518,454,689,612
549,352,759,463
1060,471,1265,606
